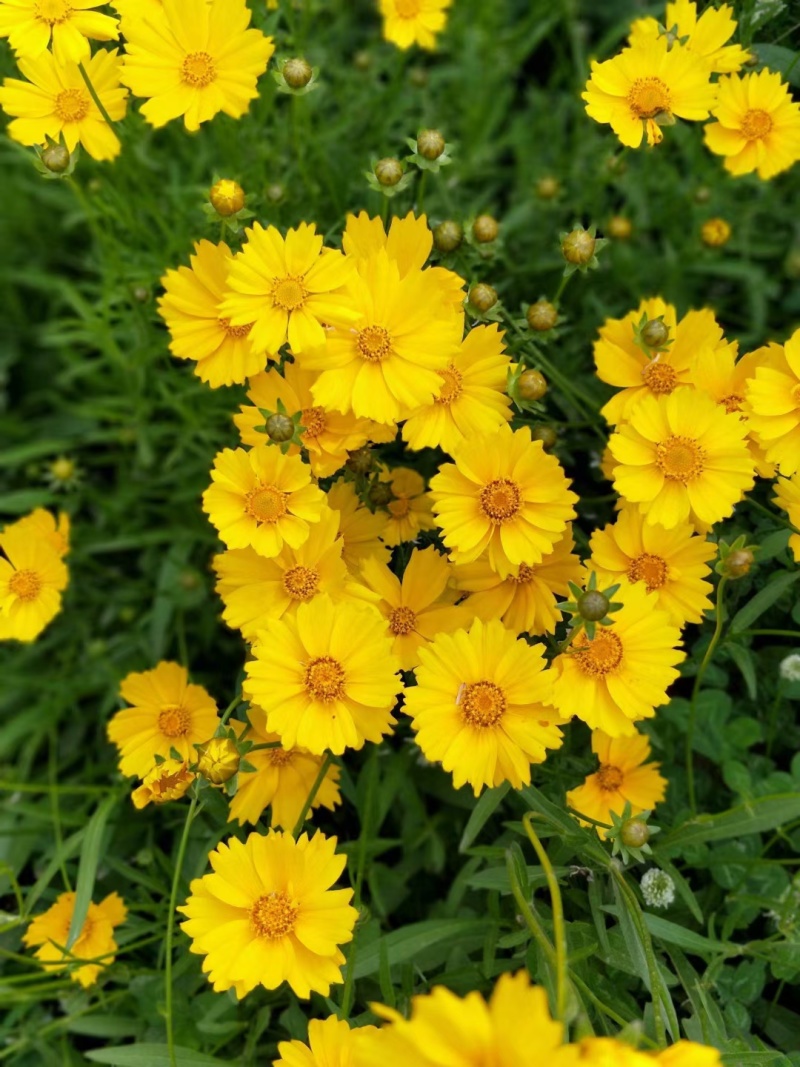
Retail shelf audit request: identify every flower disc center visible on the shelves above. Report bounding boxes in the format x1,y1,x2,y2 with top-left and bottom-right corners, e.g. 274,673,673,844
54,87,89,122
181,51,217,88
158,705,190,737
741,108,773,140
8,569,42,601
480,478,522,523
389,605,417,635
655,435,706,482
357,325,392,362
250,892,299,939
282,565,319,601
461,681,506,727
271,276,308,311
305,656,346,702
246,484,289,523
435,365,463,405
642,360,677,395
627,77,672,119
627,552,668,591
596,764,624,792
575,629,624,676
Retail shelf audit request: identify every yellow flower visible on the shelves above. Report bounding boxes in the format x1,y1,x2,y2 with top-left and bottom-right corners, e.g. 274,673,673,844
583,36,716,147
700,217,731,248
196,735,240,784
353,971,562,1067
552,580,684,737
0,0,118,63
276,1017,377,1067
301,251,463,425
0,527,68,642
158,240,265,387
593,296,728,424
243,595,402,755
326,479,391,572
552,1038,652,1067
108,661,219,777
589,506,716,626
378,0,453,51
380,467,436,547
404,618,562,795
212,507,351,643
452,528,583,636
774,474,800,562
23,891,126,989
704,70,800,180
657,1042,722,1067
111,0,165,19
354,546,471,671
430,423,578,578
228,707,340,829
402,324,512,454
0,47,127,161
178,829,357,999
609,387,755,529
567,729,667,836
629,1,749,75
202,444,326,558
2,507,70,557
745,328,800,475
119,0,274,131
131,758,194,809
221,222,355,356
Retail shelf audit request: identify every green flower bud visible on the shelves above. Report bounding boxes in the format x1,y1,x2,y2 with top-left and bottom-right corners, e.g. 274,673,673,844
417,129,445,160
469,283,497,312
621,819,650,849
42,142,70,173
434,220,463,253
562,227,596,266
368,482,393,508
346,447,374,475
283,57,313,89
526,300,558,332
577,590,610,622
518,369,548,401
265,413,295,443
374,158,404,187
641,319,670,349
531,424,558,451
473,214,499,243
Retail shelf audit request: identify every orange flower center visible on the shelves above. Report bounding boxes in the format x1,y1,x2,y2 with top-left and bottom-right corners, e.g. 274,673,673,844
642,360,677,395
388,496,411,518
246,484,289,523
574,630,624,676
300,406,327,439
720,393,744,414
8,569,42,601
655,435,706,483
389,605,417,635
34,0,72,24
218,318,253,338
271,276,308,311
250,892,299,939
596,764,624,792
54,87,89,123
461,681,506,727
480,478,521,524
181,52,217,88
627,552,668,592
435,365,463,405
158,705,190,737
268,747,295,767
357,325,392,362
627,77,671,119
395,0,421,16
508,563,536,584
741,108,773,140
282,565,319,600
305,656,346,702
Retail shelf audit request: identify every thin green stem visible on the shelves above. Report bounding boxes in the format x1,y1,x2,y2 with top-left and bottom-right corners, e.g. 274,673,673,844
552,270,573,306
687,576,727,816
610,865,666,1046
219,693,241,727
736,629,800,640
48,729,72,893
416,169,428,215
504,849,556,967
522,813,568,1021
744,494,799,533
165,792,199,1067
291,752,333,838
565,805,612,830
77,61,117,131
340,751,379,1019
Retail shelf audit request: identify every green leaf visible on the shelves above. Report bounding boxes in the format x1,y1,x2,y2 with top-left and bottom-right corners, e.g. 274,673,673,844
67,792,120,950
641,913,733,956
729,570,800,634
670,948,729,1046
85,1045,228,1066
751,42,800,87
353,919,488,979
0,489,56,516
660,794,800,852
459,783,509,852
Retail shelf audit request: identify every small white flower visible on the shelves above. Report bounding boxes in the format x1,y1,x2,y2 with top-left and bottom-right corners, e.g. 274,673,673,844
640,868,675,909
780,653,800,683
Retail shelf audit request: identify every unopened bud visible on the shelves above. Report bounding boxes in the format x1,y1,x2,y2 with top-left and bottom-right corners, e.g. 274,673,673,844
526,300,558,332
266,183,285,203
196,737,240,785
346,447,374,475
473,214,499,243
375,158,403,187
577,590,609,622
536,176,560,200
42,142,70,173
353,50,372,71
133,286,149,303
562,227,596,266
701,218,731,248
608,215,632,240
209,179,245,217
368,482,394,508
641,319,669,349
518,369,548,402
433,220,463,253
621,818,650,849
531,425,558,451
469,283,497,312
417,129,445,160
265,413,295,443
283,57,313,89
694,185,711,204
725,549,755,578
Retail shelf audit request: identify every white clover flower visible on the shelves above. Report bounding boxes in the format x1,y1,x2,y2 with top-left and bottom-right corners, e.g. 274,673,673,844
780,653,800,683
640,868,675,909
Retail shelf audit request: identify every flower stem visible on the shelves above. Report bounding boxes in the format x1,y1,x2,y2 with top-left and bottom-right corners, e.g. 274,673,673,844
219,693,241,727
686,576,727,815
291,752,333,838
77,61,117,132
610,864,667,1046
523,813,568,1021
505,849,556,967
165,792,199,1067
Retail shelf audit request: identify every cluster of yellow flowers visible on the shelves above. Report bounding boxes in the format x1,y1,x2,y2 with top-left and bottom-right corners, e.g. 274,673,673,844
0,506,69,642
583,0,800,179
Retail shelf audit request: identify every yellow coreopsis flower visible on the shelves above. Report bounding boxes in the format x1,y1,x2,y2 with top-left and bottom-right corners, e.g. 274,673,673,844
629,1,748,75
111,0,164,18
583,36,716,148
23,891,126,988
131,758,194,809
220,222,355,356
158,240,266,387
0,0,118,63
774,474,800,562
2,508,70,558
452,528,583,637
657,1042,722,1067
119,0,274,131
404,618,563,795
0,527,68,642
108,661,219,778
589,506,716,627
704,70,800,181
276,1017,378,1067
609,387,755,529
552,581,684,737
228,708,340,829
430,423,578,578
380,467,436,546
552,1039,652,1067
179,830,357,999
0,47,127,161
567,729,667,836
243,595,402,755
301,251,463,425
202,445,326,558
378,0,453,51
326,479,391,572
593,297,728,424
745,328,800,475
402,324,512,454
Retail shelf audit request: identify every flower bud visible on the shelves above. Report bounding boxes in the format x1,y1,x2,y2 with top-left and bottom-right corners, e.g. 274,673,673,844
265,413,295,443
694,185,711,204
353,50,372,71
433,220,463,253
469,283,497,312
577,590,609,622
621,818,650,849
417,128,445,160
374,158,403,187
518,369,548,401
42,142,70,173
132,759,193,810
641,319,669,350
531,424,557,451
209,178,245,217
526,300,558,332
196,737,240,785
725,548,755,578
535,176,560,200
473,214,499,243
266,183,285,203
133,286,149,303
368,481,394,508
608,215,632,240
282,57,313,89
701,218,731,248
561,227,596,266
346,446,374,475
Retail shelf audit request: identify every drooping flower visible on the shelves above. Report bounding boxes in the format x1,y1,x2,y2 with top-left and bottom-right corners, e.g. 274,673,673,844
119,0,274,131
567,729,667,836
131,758,194,809
107,661,219,778
704,70,800,181
378,0,453,52
629,1,749,75
608,387,755,529
0,0,119,63
23,891,127,988
0,47,127,161
745,328,800,475
275,1017,378,1067
243,596,402,755
178,829,357,999
430,423,578,578
326,479,391,572
774,474,800,562
158,240,266,387
0,527,68,642
379,467,436,547
552,581,684,737
202,445,326,558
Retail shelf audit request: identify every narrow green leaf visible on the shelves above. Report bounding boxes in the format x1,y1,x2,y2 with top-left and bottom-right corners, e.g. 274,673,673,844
459,783,509,852
85,1045,228,1066
669,948,728,1046
67,792,120,950
729,570,800,634
353,919,487,979
660,793,800,851
641,913,733,956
